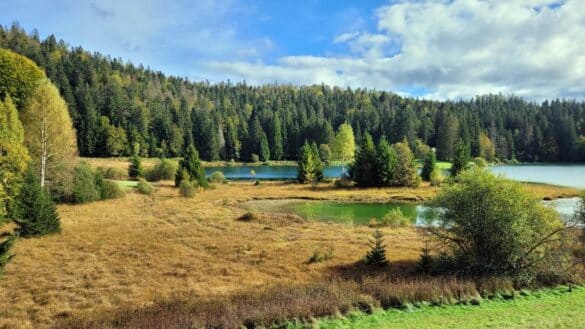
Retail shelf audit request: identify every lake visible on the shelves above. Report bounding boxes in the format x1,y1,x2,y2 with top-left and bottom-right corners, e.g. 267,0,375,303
242,198,581,226
206,163,585,189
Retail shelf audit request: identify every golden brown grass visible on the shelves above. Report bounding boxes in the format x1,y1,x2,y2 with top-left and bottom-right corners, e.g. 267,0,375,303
0,181,427,329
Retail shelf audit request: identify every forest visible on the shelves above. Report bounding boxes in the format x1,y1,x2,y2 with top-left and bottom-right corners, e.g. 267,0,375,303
1,24,584,163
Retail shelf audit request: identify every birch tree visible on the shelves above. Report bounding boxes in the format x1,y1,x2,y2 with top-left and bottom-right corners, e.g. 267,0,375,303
20,79,77,188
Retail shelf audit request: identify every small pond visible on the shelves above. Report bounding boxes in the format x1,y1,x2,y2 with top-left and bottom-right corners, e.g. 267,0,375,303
242,198,581,227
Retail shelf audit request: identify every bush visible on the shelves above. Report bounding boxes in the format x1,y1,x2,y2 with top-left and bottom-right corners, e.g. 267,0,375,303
237,211,257,222
0,236,15,276
473,157,488,167
145,158,177,182
72,162,101,204
136,178,154,195
251,154,260,163
254,180,261,186
379,208,411,228
179,180,196,197
307,247,334,264
430,168,444,186
128,156,144,179
97,166,127,180
209,171,226,184
99,180,124,200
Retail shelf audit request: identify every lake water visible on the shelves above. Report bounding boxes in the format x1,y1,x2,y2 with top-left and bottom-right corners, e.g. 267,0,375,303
206,163,585,189
242,198,581,227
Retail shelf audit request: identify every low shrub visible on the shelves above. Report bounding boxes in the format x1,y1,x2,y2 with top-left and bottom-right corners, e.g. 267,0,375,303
97,166,127,180
72,162,101,204
254,180,261,186
473,157,488,167
136,178,154,195
334,177,353,188
145,158,177,182
307,247,334,264
251,154,260,163
237,211,258,222
179,180,196,197
209,171,226,184
99,180,125,200
430,168,444,186
379,208,410,228
128,155,144,179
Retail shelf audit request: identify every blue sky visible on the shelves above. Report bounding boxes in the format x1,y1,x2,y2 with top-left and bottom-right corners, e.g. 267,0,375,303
1,0,583,100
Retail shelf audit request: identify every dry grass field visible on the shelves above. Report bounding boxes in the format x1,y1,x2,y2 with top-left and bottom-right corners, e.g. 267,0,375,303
0,172,580,328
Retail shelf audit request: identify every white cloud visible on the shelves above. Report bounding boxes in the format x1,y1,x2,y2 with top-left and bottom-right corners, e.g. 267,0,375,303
204,0,585,100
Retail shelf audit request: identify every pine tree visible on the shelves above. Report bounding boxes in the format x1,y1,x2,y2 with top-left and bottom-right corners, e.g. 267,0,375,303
14,167,61,237
128,155,144,179
310,142,324,182
365,230,388,266
269,114,284,160
392,140,420,187
376,138,397,186
259,131,271,162
350,133,378,187
421,150,437,182
451,140,471,177
175,144,207,188
416,243,433,274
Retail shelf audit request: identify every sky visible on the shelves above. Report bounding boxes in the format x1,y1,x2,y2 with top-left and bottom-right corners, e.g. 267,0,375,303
1,0,583,100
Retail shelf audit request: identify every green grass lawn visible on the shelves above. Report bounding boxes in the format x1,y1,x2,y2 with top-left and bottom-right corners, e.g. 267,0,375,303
114,180,138,190
303,286,585,329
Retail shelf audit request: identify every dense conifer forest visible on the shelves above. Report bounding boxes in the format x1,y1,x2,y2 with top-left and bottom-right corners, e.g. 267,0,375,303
1,24,584,162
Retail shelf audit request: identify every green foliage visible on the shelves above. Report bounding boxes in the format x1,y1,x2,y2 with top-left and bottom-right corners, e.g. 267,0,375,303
450,140,471,177
578,193,585,257
145,158,177,182
128,156,144,179
350,133,378,187
307,247,334,264
318,144,331,163
421,150,437,182
379,208,410,228
332,123,356,162
97,166,127,180
428,168,565,277
251,154,260,163
416,244,433,274
14,167,61,237
473,156,488,168
99,180,124,200
0,95,30,218
0,235,15,276
179,180,196,198
297,141,323,184
365,230,389,266
175,144,207,188
209,171,226,184
375,139,398,187
72,162,101,203
430,167,445,187
136,178,154,195
0,48,46,108
392,141,420,187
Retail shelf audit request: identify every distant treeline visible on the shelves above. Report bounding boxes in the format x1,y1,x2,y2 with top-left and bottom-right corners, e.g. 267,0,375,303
1,24,584,162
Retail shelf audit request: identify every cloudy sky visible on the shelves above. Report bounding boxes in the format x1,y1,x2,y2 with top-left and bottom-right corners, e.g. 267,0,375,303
1,0,582,100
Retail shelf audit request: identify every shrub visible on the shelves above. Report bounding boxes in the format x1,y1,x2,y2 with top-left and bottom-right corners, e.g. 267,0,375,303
365,230,389,266
99,180,124,200
128,156,144,179
251,154,260,163
307,247,334,264
209,171,226,184
473,157,488,167
97,166,127,180
421,150,437,182
428,167,565,278
179,180,196,197
13,168,61,237
380,208,411,228
237,211,257,222
136,178,154,195
430,167,444,186
175,145,207,188
334,177,353,188
145,158,177,182
72,162,101,204
254,180,261,186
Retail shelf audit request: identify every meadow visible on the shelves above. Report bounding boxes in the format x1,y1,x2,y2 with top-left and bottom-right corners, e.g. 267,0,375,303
0,164,581,329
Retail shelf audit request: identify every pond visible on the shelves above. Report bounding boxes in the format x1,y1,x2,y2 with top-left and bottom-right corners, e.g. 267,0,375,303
207,163,585,188
242,198,581,227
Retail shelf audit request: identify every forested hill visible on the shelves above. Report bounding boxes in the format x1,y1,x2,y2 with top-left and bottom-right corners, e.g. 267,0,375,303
1,24,584,162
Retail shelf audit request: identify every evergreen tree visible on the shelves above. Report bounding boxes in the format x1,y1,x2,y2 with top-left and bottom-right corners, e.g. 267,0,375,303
14,167,61,237
128,155,144,179
297,141,317,184
269,114,284,160
376,138,398,186
451,140,471,177
421,150,437,182
0,235,15,276
310,142,324,182
332,123,356,163
175,144,207,188
350,133,378,187
259,131,271,162
365,230,388,266
392,140,420,187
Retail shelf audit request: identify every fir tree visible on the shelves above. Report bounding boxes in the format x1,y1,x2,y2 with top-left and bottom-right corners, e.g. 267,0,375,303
376,138,397,186
310,142,324,182
0,235,15,276
451,140,471,177
14,167,61,237
365,230,388,266
175,144,207,188
392,140,420,187
297,141,316,183
416,243,433,274
421,150,437,182
350,133,377,187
